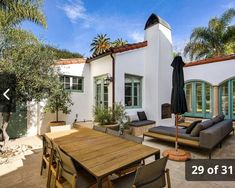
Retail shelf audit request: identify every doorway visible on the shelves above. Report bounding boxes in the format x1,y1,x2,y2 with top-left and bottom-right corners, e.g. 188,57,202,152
95,77,108,108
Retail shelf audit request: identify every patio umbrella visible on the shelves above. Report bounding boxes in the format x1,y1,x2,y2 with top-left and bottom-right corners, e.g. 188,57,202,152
163,56,191,161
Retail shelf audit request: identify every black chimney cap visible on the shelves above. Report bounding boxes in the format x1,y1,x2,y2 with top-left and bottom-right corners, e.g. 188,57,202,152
144,13,171,30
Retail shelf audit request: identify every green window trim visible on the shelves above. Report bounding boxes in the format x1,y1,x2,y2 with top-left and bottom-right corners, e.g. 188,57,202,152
219,79,235,120
184,81,213,118
125,74,142,109
95,75,109,108
60,75,84,92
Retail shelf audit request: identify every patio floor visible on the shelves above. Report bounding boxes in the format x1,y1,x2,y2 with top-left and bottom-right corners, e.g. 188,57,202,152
0,131,234,188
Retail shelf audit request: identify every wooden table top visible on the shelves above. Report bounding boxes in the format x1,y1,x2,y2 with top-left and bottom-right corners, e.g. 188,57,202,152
45,128,160,178
178,122,191,127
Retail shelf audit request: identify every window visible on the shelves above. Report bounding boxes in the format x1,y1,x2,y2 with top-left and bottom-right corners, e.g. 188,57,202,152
125,75,142,108
60,76,83,92
185,81,213,118
219,79,235,119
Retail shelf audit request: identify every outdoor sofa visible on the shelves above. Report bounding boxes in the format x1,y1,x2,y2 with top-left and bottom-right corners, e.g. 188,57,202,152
143,115,234,159
128,111,155,136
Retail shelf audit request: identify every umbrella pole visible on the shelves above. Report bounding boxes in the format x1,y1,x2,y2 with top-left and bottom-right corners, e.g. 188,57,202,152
163,113,191,161
175,114,178,151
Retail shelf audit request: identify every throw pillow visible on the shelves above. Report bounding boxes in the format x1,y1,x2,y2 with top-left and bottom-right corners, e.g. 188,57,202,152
190,124,202,137
212,114,225,124
137,111,147,121
128,114,139,122
200,119,214,130
186,120,202,134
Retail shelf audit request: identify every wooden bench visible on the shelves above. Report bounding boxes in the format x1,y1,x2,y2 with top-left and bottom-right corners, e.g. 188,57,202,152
129,120,156,136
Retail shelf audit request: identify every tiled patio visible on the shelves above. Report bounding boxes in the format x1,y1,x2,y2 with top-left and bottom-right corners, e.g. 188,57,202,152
0,131,234,188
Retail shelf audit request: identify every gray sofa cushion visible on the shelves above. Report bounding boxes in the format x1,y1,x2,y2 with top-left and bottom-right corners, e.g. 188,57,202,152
137,111,147,121
200,119,214,129
186,120,202,134
199,119,233,149
211,114,225,124
190,124,202,137
190,119,214,137
149,126,199,141
129,120,155,127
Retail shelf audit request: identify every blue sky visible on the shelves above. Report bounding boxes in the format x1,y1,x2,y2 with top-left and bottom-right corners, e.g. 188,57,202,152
22,0,235,57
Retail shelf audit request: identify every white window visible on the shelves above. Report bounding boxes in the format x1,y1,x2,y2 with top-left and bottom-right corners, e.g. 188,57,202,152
60,76,83,92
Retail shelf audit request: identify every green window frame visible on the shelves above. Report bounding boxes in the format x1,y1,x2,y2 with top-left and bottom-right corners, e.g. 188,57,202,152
125,74,142,109
60,75,84,92
184,81,213,118
95,76,109,108
219,79,235,120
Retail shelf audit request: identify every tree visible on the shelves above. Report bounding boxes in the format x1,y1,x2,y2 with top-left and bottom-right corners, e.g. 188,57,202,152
0,0,46,28
0,0,52,147
44,45,83,59
184,8,235,60
44,84,73,123
0,29,57,146
112,38,128,47
90,34,111,55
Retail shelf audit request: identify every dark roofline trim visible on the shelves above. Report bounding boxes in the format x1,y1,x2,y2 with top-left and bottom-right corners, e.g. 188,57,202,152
184,54,235,68
86,41,147,63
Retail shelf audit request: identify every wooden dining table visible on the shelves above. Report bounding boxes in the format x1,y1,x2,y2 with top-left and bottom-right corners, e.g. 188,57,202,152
45,127,160,188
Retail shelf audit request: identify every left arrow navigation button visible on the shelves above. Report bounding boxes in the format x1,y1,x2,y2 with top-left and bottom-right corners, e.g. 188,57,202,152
3,88,10,100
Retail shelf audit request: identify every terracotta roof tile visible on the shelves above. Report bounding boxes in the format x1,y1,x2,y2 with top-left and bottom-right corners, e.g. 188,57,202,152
184,54,235,67
87,41,147,62
56,58,86,65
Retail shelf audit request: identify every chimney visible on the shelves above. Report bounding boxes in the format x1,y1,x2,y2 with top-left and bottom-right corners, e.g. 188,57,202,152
144,13,174,126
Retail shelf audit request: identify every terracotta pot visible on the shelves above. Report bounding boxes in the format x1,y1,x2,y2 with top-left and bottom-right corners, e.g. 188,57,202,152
48,121,66,126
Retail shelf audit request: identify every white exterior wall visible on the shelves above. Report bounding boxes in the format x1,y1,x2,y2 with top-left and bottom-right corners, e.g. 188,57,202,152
144,23,174,126
115,48,145,115
27,63,92,136
90,56,113,110
184,59,235,85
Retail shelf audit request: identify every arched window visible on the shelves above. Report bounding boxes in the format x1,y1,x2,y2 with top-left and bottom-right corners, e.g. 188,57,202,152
219,78,235,120
184,81,213,118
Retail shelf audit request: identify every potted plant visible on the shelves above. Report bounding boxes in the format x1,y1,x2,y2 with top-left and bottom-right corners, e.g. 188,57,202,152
44,84,73,127
93,102,131,134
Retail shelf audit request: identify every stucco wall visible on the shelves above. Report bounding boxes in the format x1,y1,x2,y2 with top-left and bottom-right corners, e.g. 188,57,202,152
115,48,146,115
184,59,235,85
27,63,92,135
90,56,113,110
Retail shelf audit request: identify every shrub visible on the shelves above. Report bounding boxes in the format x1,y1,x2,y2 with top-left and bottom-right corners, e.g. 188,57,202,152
93,106,113,125
93,102,127,126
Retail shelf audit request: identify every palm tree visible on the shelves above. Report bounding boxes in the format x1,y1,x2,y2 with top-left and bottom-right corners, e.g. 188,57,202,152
112,38,128,47
90,34,111,55
0,0,46,28
184,8,235,60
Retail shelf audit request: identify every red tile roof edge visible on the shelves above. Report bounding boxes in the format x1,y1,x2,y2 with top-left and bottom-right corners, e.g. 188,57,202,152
184,54,235,67
86,41,148,63
55,58,86,65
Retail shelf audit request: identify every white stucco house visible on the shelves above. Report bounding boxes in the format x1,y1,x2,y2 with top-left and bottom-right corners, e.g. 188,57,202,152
24,13,235,136
25,13,174,136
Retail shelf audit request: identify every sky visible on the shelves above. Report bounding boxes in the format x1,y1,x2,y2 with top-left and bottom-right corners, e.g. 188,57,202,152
22,0,235,57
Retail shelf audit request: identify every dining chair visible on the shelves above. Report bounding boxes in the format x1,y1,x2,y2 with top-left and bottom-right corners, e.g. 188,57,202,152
93,125,107,133
111,157,171,188
106,128,120,136
115,133,144,177
123,133,143,144
54,144,108,188
40,135,53,175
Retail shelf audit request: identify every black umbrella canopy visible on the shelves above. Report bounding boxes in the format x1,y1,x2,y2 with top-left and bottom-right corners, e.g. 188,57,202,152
171,56,188,114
